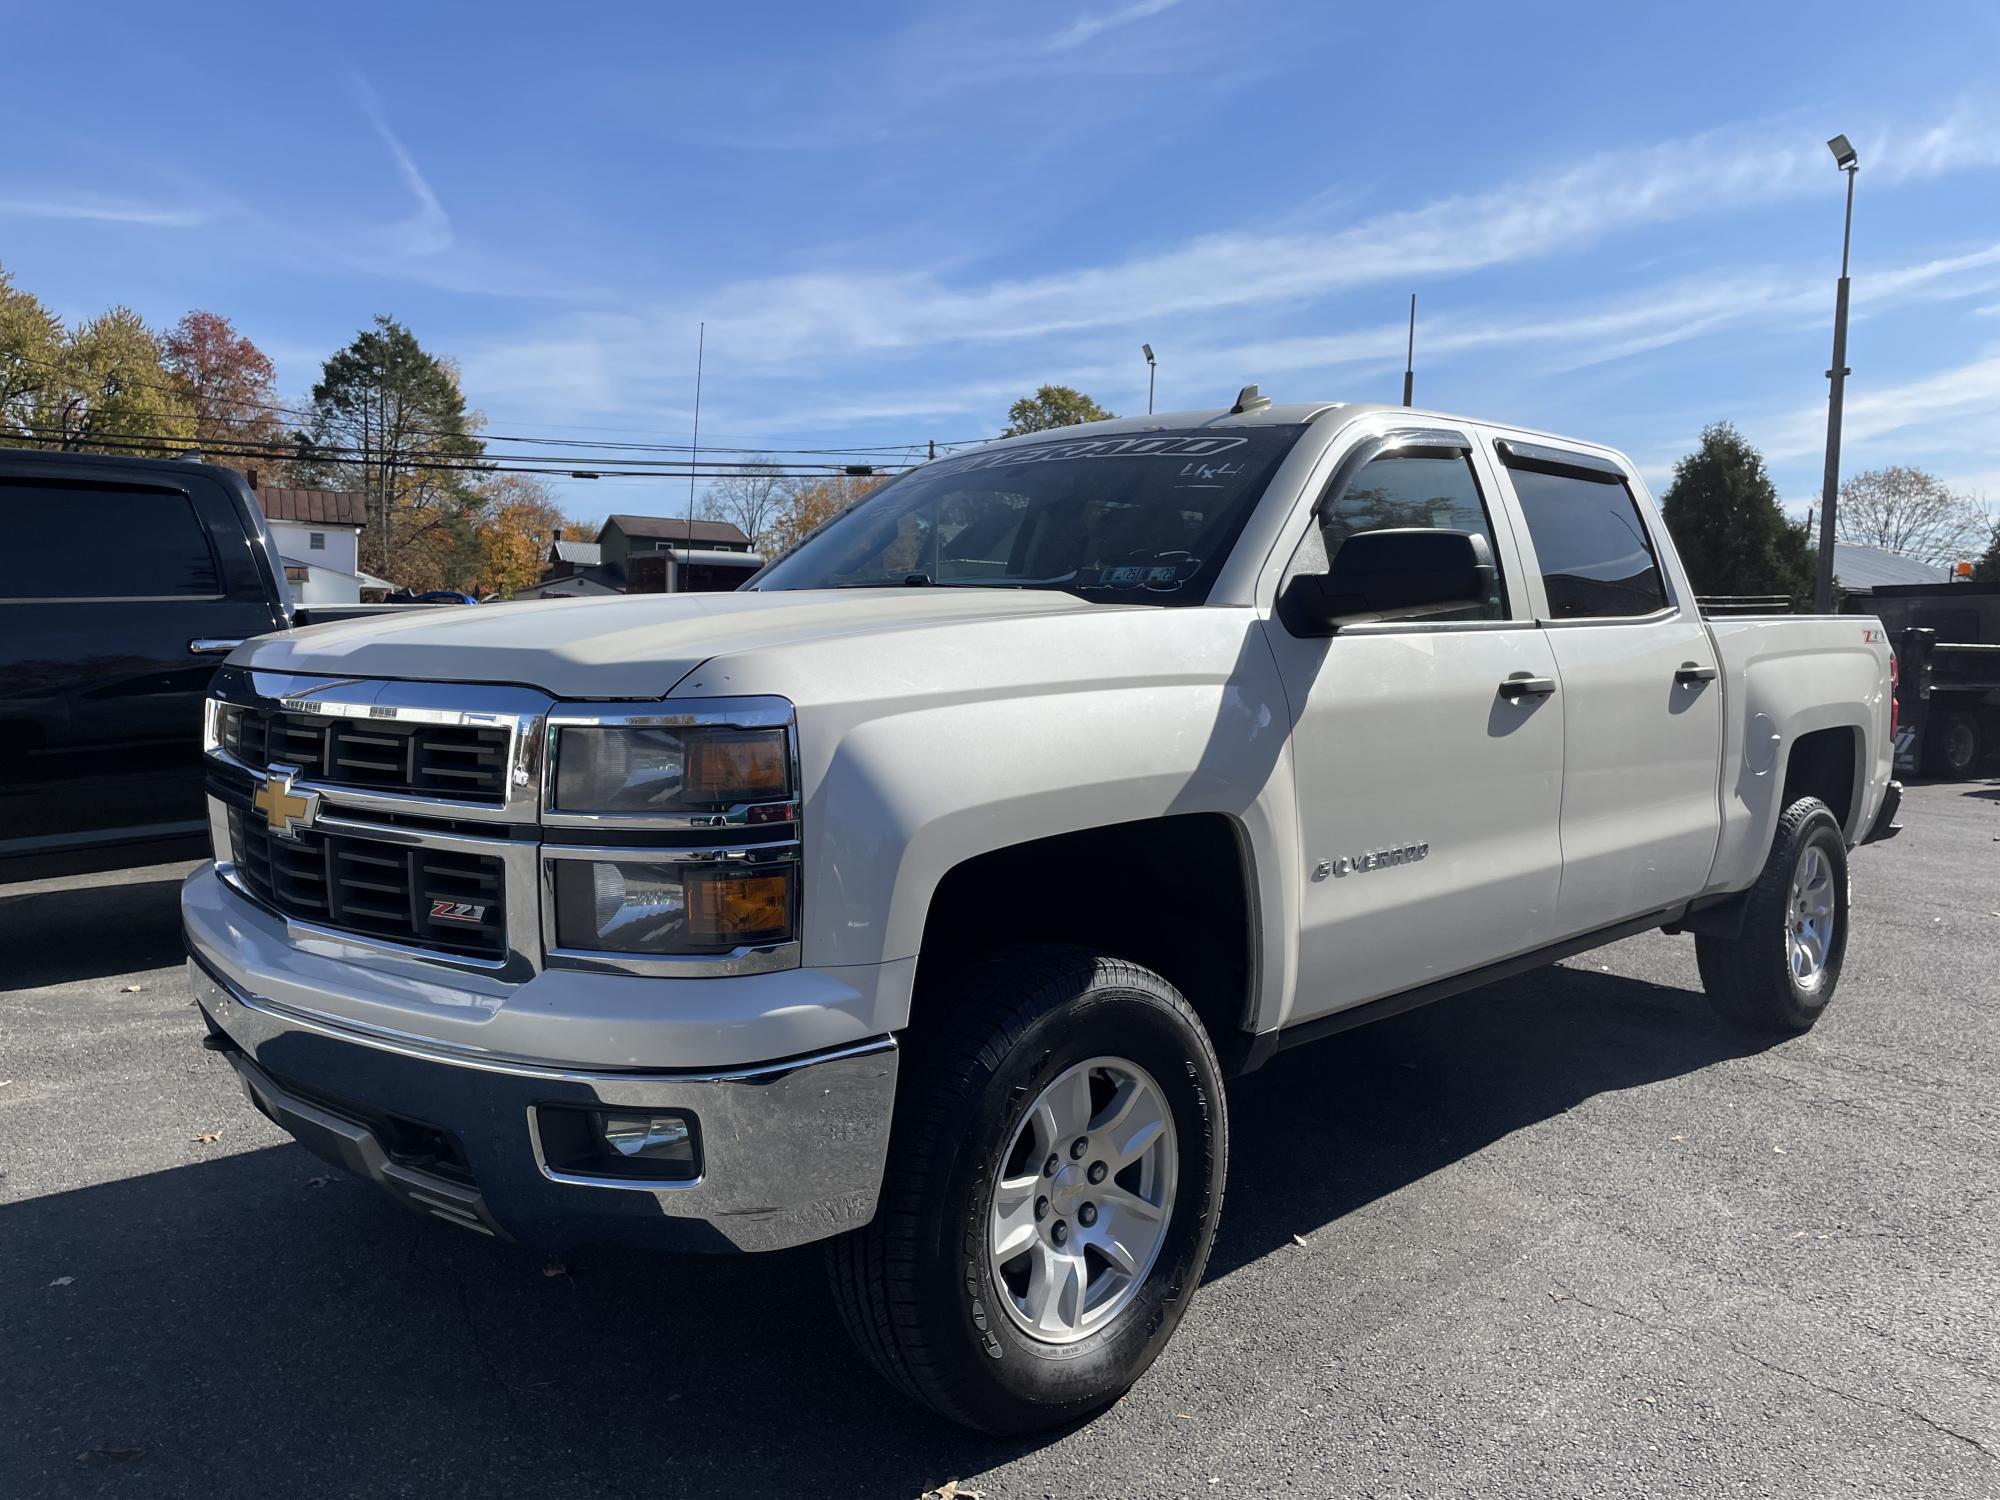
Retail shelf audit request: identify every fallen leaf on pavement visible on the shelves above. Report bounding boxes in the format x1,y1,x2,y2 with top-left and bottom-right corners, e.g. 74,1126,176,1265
1772,1145,1786,1154
119,984,144,993
1670,1134,1686,1142
50,1276,75,1286
1291,1233,1310,1248
193,1130,222,1145
306,1175,331,1189
542,1260,568,1278
922,1482,984,1500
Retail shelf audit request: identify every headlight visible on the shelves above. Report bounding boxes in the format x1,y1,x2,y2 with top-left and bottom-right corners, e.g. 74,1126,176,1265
551,857,797,955
551,725,793,820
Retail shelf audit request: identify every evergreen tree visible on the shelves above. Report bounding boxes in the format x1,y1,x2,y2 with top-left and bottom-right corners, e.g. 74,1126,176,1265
1660,422,1814,605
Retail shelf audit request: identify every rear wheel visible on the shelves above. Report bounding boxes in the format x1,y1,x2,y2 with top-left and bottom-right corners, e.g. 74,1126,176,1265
1924,709,1981,779
1696,796,1848,1034
826,944,1226,1434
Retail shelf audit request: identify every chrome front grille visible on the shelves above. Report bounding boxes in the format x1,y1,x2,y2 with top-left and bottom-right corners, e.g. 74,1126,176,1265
202,665,802,984
226,806,507,959
219,705,511,802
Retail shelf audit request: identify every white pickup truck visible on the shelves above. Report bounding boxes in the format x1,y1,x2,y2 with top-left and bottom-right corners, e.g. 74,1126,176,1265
183,396,1901,1433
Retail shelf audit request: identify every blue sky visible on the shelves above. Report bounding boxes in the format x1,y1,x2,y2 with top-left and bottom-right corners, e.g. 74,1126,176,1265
3,0,1997,524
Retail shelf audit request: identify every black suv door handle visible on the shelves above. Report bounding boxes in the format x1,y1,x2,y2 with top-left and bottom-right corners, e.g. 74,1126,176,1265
1499,672,1558,699
1675,662,1718,685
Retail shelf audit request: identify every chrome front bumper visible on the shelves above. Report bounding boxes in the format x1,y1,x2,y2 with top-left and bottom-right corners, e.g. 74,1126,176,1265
189,954,899,1253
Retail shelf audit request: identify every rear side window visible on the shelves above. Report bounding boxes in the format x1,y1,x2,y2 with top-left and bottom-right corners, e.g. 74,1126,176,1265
0,481,220,600
1507,465,1668,619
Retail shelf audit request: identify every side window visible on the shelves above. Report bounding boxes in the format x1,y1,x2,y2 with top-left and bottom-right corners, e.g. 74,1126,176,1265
0,482,220,600
308,531,326,551
1289,452,1508,621
1506,464,1669,619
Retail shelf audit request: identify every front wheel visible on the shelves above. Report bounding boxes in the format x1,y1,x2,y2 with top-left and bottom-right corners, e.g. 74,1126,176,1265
826,944,1227,1434
1696,796,1849,1034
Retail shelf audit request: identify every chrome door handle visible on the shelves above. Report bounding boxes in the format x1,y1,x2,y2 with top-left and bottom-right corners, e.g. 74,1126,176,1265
1675,662,1718,684
1499,672,1558,699
188,638,244,656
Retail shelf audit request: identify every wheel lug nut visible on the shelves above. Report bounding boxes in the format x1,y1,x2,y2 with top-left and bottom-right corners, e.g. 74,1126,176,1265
1043,1153,1060,1177
1051,1220,1068,1245
1035,1195,1050,1221
1070,1137,1089,1159
1087,1160,1107,1184
1078,1202,1097,1227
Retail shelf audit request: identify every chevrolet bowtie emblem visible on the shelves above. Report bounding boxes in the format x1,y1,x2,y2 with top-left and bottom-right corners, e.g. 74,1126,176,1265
251,766,318,840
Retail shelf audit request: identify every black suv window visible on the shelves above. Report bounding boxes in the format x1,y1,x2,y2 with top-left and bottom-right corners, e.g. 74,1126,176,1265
1290,451,1508,620
0,481,220,600
1506,463,1668,619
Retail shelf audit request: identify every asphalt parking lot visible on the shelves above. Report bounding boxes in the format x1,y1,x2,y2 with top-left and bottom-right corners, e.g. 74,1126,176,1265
2,780,1996,1499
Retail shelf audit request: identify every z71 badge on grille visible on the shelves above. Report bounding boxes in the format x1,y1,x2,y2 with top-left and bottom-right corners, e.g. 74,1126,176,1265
428,900,489,924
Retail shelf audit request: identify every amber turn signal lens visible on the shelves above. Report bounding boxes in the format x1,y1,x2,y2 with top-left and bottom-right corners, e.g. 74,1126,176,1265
687,731,789,801
687,870,793,945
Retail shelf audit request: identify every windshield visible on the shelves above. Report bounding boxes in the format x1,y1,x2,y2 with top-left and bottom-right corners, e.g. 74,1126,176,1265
750,425,1307,605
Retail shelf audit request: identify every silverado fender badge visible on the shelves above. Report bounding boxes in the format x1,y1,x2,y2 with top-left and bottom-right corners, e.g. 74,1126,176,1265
1315,842,1430,879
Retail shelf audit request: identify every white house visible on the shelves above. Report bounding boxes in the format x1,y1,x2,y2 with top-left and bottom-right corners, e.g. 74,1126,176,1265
252,487,388,604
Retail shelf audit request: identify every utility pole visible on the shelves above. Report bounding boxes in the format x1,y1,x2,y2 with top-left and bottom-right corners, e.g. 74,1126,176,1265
687,321,705,533
1814,136,1859,614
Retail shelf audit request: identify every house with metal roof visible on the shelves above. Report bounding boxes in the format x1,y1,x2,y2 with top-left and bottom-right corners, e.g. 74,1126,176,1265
251,486,394,603
1831,542,1948,593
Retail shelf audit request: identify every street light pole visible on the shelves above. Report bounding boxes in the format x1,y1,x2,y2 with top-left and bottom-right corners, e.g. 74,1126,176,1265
1814,136,1859,614
1142,344,1156,415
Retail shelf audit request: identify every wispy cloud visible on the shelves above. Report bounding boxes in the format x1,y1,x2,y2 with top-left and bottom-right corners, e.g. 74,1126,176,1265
348,73,452,257
0,193,206,228
1046,0,1185,53
650,105,2000,365
1761,347,2000,462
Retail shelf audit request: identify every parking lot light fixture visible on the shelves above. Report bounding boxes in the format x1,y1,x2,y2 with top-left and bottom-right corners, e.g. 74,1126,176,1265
1813,134,1859,615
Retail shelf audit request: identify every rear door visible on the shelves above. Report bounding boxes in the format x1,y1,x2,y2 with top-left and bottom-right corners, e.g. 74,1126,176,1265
1263,425,1568,1021
1484,435,1723,938
0,469,283,865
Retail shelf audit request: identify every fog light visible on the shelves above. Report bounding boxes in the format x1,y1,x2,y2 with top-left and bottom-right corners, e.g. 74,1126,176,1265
601,1112,694,1163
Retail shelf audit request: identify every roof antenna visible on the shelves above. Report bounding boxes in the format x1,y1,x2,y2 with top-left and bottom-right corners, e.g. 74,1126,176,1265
1231,383,1272,414
1402,293,1416,407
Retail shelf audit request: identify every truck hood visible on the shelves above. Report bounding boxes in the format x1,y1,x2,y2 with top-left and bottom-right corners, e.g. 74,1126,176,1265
235,588,1111,699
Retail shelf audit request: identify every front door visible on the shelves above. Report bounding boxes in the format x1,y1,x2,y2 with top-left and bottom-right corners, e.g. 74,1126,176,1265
1264,429,1567,1024
1487,437,1723,938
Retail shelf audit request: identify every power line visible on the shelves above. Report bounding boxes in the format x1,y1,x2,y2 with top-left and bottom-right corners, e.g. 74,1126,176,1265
2,352,995,456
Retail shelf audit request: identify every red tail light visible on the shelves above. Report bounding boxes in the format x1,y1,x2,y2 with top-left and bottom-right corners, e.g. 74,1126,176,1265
1888,646,1899,739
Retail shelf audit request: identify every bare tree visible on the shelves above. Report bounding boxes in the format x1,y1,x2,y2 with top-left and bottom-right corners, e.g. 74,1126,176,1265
708,458,786,551
1836,466,1989,564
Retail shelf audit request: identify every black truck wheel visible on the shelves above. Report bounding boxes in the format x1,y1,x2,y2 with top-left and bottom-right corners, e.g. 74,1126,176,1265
1924,709,1981,779
1695,797,1849,1034
826,944,1227,1434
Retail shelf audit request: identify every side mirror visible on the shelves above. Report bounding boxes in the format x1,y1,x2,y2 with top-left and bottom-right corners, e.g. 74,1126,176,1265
1278,528,1492,636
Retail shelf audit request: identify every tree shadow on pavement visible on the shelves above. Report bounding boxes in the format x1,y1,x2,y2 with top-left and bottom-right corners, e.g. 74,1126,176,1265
0,874,189,990
0,962,1767,1499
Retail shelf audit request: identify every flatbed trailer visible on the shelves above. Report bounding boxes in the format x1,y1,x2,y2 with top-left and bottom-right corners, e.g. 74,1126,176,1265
1856,582,2000,778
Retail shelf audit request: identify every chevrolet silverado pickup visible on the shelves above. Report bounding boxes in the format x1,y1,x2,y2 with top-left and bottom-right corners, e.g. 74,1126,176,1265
182,396,1901,1433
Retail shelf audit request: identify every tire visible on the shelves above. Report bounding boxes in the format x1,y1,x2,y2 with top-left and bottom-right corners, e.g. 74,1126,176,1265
1923,709,1981,779
1695,796,1849,1034
826,943,1227,1434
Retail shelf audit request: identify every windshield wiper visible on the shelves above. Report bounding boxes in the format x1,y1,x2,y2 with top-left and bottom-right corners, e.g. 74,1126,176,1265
832,573,933,588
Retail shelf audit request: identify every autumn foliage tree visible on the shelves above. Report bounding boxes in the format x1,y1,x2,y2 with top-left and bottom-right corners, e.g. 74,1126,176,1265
467,474,566,598
163,310,286,464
